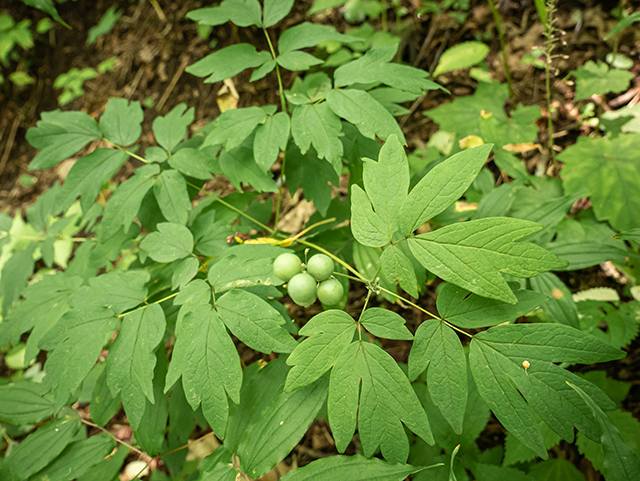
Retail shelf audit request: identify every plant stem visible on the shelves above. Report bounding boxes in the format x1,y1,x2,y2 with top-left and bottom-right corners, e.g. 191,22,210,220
116,292,178,319
262,27,287,113
357,291,373,342
544,0,557,163
487,0,515,107
76,415,145,456
104,139,150,164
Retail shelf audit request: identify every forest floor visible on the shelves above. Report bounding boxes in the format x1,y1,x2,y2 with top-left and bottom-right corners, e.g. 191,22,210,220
1,0,639,479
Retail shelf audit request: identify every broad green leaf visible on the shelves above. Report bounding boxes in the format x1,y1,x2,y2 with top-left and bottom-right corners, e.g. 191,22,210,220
135,349,169,455
503,416,562,466
254,112,290,171
250,58,277,81
0,417,81,480
0,272,81,362
379,244,419,297
99,98,143,146
613,227,640,242
72,269,149,315
473,464,535,481
408,319,467,433
334,45,440,94
527,458,586,481
106,304,166,430
152,103,195,153
172,305,242,435
0,242,36,316
605,10,640,39
90,367,121,427
197,446,237,481
281,454,428,481
285,310,356,392
263,0,294,27
572,61,634,101
76,444,129,481
40,307,117,409
186,43,271,83
475,323,625,364
203,106,267,151
278,23,360,53
26,110,102,170
368,87,420,116
437,282,548,329
171,256,199,290
291,102,343,173
558,134,640,231
0,382,55,424
100,163,159,239
361,308,413,340
29,433,116,481
512,192,582,244
577,300,639,350
55,148,128,214
350,184,388,247
529,272,579,328
154,170,191,225
434,42,490,76
545,242,628,270
207,245,285,292
219,145,278,193
400,144,492,235
217,289,296,354
469,338,547,458
187,0,262,27
409,218,567,304
236,375,329,478
326,89,405,144
168,146,220,180
141,222,194,263
22,0,70,27
276,51,324,70
569,382,640,481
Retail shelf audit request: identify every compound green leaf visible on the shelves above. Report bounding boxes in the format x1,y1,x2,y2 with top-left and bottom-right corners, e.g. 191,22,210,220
361,308,412,340
168,147,220,180
203,106,267,151
276,51,324,71
26,110,102,170
281,454,428,481
285,310,356,392
40,307,117,410
152,103,195,153
572,61,634,101
558,134,640,232
217,289,297,354
154,170,192,225
379,244,419,298
76,444,129,481
503,416,562,467
55,147,128,214
577,300,639,350
0,242,36,316
545,242,628,271
437,282,548,329
527,458,586,481
29,433,115,481
434,41,490,76
135,349,169,455
469,338,547,458
186,43,271,83
254,112,290,171
334,45,440,94
400,144,492,235
278,22,360,53
408,319,467,433
350,184,388,247
106,304,166,430
187,0,262,27
173,305,242,435
141,222,194,263
0,381,55,424
207,245,285,292
171,256,199,290
197,446,237,481
512,192,583,245
569,382,640,481
236,375,329,478
263,0,294,27
0,417,81,480
99,97,143,146
328,341,362,452
291,102,343,173
219,145,278,193
100,163,159,239
529,272,579,328
408,218,568,304
90,368,121,427
472,464,535,481
72,269,149,315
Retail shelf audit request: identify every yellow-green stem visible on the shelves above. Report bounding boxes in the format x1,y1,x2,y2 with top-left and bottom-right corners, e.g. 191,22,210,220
262,27,287,113
116,292,178,319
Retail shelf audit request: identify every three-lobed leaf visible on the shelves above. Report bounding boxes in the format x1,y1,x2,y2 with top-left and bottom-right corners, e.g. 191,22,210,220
141,222,194,263
99,97,143,146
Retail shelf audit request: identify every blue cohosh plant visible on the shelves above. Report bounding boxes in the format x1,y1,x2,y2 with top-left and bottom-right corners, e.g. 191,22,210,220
0,1,639,480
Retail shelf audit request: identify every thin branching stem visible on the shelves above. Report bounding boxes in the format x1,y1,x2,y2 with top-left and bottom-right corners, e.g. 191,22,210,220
487,0,515,107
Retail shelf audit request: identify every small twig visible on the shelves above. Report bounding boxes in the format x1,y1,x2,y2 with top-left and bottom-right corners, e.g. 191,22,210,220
148,0,166,22
0,117,20,177
77,416,145,456
157,55,190,112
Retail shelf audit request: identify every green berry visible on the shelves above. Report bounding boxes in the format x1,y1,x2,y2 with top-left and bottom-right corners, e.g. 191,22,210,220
306,253,334,281
317,278,344,305
287,273,317,307
273,253,302,282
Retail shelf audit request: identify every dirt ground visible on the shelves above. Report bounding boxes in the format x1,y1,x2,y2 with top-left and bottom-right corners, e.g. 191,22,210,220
1,0,639,479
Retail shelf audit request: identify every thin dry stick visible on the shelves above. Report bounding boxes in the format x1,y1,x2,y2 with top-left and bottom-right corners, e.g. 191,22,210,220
148,0,166,22
0,117,20,177
157,55,190,112
78,417,145,456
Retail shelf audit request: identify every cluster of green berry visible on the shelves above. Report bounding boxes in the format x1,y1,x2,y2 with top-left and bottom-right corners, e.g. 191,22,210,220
273,253,344,307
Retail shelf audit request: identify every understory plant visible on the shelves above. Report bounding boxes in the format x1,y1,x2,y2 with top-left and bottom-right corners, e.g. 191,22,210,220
1,1,640,480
